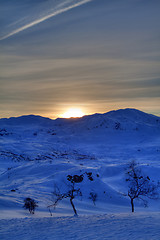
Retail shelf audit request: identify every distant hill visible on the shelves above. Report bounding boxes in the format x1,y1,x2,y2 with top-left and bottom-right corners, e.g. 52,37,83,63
1,108,160,127
0,108,160,143
0,114,53,126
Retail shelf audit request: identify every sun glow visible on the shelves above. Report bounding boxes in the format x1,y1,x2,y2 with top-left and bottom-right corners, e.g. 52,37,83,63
61,108,85,118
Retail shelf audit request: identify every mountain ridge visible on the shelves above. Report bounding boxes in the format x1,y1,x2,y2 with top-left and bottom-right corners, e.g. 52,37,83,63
0,108,159,125
0,108,159,142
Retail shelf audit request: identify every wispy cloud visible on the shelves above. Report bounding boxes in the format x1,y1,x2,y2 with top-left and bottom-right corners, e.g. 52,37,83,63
0,0,92,40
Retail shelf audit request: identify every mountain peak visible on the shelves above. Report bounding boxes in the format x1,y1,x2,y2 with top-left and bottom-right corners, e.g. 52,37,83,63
0,114,53,126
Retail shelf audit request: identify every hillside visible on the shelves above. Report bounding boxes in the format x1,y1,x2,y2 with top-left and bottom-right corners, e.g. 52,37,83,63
0,108,160,220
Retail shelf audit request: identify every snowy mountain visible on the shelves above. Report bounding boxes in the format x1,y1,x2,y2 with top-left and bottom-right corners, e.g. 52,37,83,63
0,108,160,221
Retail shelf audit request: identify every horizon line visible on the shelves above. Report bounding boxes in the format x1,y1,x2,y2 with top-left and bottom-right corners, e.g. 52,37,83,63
0,108,159,120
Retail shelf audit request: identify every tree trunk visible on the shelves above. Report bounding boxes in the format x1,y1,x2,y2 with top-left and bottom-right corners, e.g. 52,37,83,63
70,198,78,216
131,198,134,212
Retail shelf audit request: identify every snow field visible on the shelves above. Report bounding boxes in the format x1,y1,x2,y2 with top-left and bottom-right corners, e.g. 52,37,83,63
0,109,160,239
0,213,160,240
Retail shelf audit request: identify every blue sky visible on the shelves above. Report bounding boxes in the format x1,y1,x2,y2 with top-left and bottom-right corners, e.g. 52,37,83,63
0,0,160,118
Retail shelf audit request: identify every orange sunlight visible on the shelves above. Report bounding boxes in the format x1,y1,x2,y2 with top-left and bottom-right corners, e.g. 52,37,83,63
61,108,85,118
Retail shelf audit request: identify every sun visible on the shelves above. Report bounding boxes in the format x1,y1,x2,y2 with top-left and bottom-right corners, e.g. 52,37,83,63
61,108,85,118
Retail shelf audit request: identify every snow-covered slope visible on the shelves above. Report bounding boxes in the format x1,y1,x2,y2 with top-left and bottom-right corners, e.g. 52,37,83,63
1,213,160,240
0,108,160,219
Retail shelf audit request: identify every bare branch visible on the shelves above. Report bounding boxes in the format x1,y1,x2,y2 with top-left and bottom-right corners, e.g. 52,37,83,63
126,161,159,212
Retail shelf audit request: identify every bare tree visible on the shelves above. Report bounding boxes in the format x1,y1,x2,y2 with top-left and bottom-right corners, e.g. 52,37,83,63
50,182,81,216
48,172,96,216
126,161,159,212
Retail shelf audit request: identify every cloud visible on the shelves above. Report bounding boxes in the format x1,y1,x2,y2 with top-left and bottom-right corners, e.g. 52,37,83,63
0,0,160,118
1,57,159,106
0,0,92,40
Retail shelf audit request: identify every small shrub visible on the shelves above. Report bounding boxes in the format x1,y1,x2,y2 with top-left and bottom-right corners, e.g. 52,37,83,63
23,198,38,214
89,192,97,205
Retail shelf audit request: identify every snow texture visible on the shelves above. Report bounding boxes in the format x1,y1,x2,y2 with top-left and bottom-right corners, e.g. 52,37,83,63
0,108,160,239
0,213,160,240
